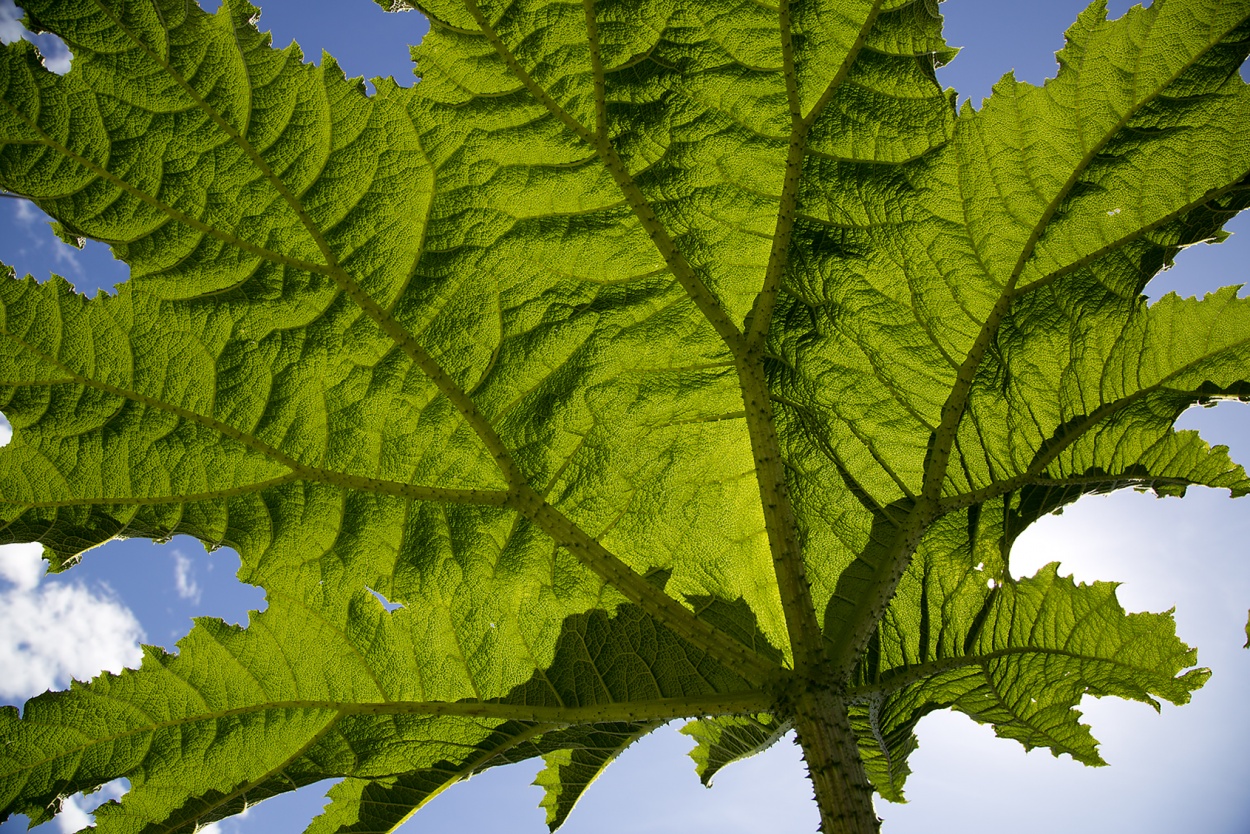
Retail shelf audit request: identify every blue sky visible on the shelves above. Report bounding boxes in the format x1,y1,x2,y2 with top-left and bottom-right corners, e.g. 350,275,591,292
0,1,1248,832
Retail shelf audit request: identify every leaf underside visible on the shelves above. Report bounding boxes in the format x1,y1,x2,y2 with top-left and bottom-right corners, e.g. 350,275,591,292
0,0,1247,831
683,712,791,787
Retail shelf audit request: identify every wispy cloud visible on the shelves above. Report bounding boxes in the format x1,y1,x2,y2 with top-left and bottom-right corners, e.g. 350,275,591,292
13,197,39,225
0,543,145,702
172,550,202,604
51,236,84,276
10,196,86,276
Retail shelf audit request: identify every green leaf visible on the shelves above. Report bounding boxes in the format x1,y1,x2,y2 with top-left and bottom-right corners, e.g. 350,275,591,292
533,721,663,831
0,586,766,832
682,713,790,787
305,721,553,834
799,0,1250,667
849,519,1211,798
1,0,1248,831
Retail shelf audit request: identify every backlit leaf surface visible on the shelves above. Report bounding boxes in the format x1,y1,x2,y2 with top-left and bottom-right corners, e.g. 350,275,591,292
0,0,1247,831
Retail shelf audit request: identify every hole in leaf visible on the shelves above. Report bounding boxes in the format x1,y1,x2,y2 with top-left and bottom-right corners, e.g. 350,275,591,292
49,777,131,831
3,197,130,295
367,586,404,612
0,0,72,74
0,542,146,705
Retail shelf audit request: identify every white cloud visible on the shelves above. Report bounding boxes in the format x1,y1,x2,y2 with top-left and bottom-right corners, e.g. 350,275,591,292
0,0,23,44
0,543,145,703
13,197,39,225
173,550,201,604
56,778,129,833
0,543,139,829
0,541,45,591
55,794,94,833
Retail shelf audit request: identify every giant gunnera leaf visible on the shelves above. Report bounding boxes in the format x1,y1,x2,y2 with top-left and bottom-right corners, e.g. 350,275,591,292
1,0,1248,831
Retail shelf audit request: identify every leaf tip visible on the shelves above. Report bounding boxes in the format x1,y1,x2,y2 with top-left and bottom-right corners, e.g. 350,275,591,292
1173,667,1212,703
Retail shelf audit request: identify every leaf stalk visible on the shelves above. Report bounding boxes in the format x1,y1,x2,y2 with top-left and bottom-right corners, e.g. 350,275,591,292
790,686,880,834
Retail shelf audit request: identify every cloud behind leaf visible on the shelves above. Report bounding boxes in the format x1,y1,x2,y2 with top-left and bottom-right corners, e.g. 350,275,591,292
0,544,144,703
172,550,201,604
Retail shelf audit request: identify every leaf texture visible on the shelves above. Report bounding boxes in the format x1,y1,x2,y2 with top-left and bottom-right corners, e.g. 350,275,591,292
789,0,1250,663
0,0,1247,830
850,555,1209,799
0,596,766,832
533,721,663,831
682,713,790,787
